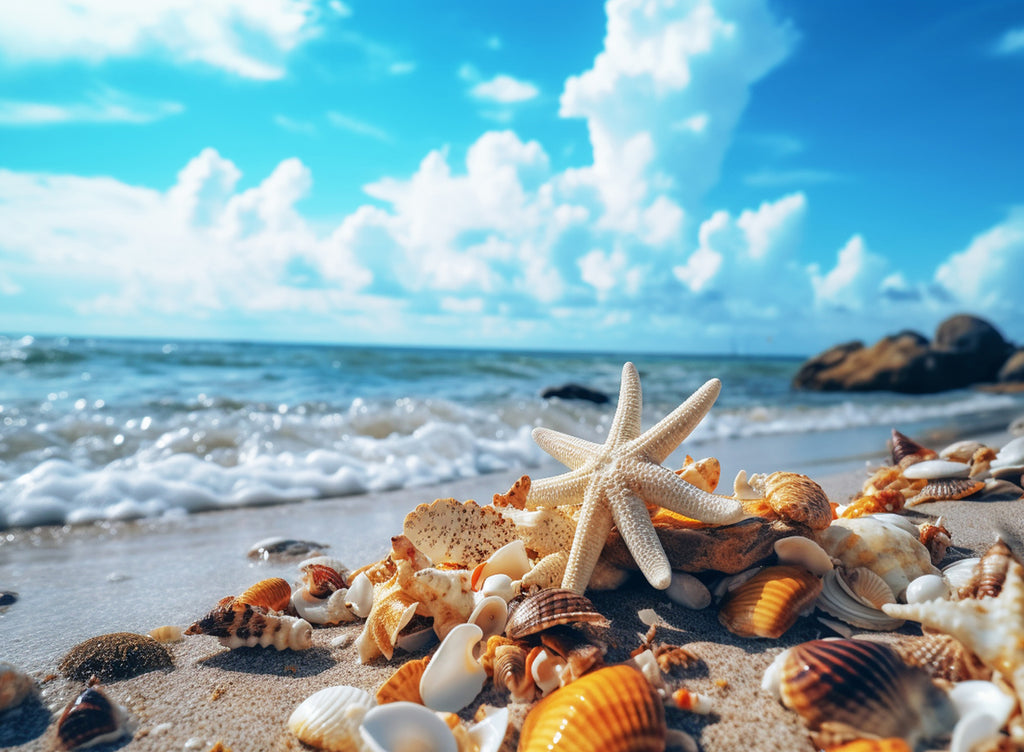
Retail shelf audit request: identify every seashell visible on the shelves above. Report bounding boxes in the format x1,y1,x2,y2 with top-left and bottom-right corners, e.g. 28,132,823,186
495,506,576,560
891,429,938,467
345,572,374,618
0,662,35,712
185,604,312,650
356,576,419,663
977,478,1024,500
777,639,957,746
147,625,184,643
287,685,374,752
518,664,665,752
505,589,610,640
840,490,906,519
466,706,509,752
675,455,720,493
478,574,518,602
817,569,903,631
57,683,129,750
969,445,998,477
471,540,531,590
890,634,991,683
301,563,348,599
468,595,509,640
400,564,476,641
843,567,896,609
247,536,328,561
492,643,534,703
718,564,822,639
520,551,568,591
824,740,912,752
904,574,949,604
419,623,486,713
359,701,457,752
732,469,760,499
59,632,173,681
902,459,971,480
375,656,429,705
526,647,566,695
293,585,358,625
774,536,834,576
403,498,519,569
819,516,939,600
958,538,1017,600
940,439,985,463
538,627,606,686
492,474,532,509
919,519,952,566
867,513,919,537
670,687,713,714
712,565,764,600
236,577,292,612
665,571,712,609
948,681,1016,752
942,557,981,594
748,471,833,531
991,436,1024,469
906,478,985,506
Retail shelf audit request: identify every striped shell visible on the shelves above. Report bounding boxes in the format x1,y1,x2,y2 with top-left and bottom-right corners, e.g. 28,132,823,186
958,538,1016,600
906,478,984,506
889,634,992,683
817,568,902,631
302,564,348,598
185,604,312,650
891,430,937,467
518,664,665,752
778,639,956,745
236,577,292,612
840,490,905,519
752,472,833,531
825,740,912,752
288,685,374,752
57,684,128,750
376,656,429,705
493,643,534,703
717,564,822,639
505,589,610,640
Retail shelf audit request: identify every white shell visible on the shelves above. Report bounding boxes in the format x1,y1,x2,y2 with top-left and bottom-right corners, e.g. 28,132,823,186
419,623,486,713
479,574,518,602
869,513,920,537
774,536,834,576
761,648,790,697
529,647,566,695
992,436,1024,468
902,459,970,479
942,557,981,593
941,440,986,462
288,685,375,752
905,574,949,604
817,569,904,630
359,702,456,752
293,586,358,625
345,573,374,618
467,706,509,752
475,540,531,583
712,566,764,600
732,469,760,499
665,572,712,609
949,681,1017,752
467,595,508,640
0,662,35,711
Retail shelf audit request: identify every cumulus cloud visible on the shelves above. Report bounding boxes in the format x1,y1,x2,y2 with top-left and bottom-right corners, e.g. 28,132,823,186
470,75,540,103
994,27,1024,55
810,234,890,311
0,0,319,79
934,207,1024,314
0,88,183,125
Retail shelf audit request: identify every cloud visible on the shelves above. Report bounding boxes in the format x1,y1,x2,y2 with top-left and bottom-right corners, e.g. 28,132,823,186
934,207,1024,314
994,27,1024,55
388,61,416,75
0,0,320,79
0,88,183,125
810,234,890,311
327,111,391,142
273,114,317,136
470,75,540,104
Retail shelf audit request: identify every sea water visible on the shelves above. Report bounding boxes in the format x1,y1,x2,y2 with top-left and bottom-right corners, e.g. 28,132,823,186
2,335,1021,528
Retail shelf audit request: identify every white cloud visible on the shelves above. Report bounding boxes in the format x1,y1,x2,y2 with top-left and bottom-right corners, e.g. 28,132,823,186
810,234,890,311
934,207,1024,313
470,75,540,103
0,0,320,79
327,111,391,142
0,88,183,125
329,1,352,17
994,27,1024,55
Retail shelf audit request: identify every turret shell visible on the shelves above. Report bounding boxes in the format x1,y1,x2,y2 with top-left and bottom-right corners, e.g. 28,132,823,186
185,604,312,650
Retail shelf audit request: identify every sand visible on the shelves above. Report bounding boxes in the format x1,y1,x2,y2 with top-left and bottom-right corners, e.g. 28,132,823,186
1,427,1021,752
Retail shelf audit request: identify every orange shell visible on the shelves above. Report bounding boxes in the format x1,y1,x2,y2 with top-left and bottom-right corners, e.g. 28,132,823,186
825,739,912,752
518,664,665,752
761,472,833,531
840,489,906,519
236,578,291,612
375,656,429,704
303,565,346,598
717,564,822,639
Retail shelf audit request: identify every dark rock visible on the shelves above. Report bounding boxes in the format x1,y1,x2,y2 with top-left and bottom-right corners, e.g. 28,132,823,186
59,632,173,681
931,314,1011,386
998,349,1024,383
541,383,610,404
791,340,864,390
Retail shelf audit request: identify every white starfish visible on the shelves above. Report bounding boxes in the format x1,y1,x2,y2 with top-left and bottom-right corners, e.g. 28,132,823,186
528,362,745,594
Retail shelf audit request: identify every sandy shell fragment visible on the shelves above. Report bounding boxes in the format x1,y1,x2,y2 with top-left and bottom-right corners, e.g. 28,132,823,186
940,439,986,463
359,701,457,752
185,604,312,650
419,623,487,713
57,684,129,750
403,498,519,568
505,589,610,640
0,662,35,712
890,634,992,683
236,577,292,612
840,490,906,519
824,740,913,752
902,459,971,480
59,632,173,681
519,664,665,752
375,656,429,705
495,506,577,560
718,564,822,639
288,685,374,752
774,536,834,576
675,456,721,493
906,478,985,506
665,572,712,609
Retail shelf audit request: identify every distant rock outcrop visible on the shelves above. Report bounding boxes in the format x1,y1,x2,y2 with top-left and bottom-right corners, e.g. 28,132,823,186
541,383,610,404
794,314,1018,393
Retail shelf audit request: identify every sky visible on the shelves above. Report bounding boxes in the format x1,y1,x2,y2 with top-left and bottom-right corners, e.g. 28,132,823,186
0,0,1022,356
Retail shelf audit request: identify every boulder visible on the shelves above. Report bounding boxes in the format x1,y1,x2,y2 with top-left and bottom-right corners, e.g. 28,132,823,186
540,383,609,404
998,349,1024,383
931,314,1011,386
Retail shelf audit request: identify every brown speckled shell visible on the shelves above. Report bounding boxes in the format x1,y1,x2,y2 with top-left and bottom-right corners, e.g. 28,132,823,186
717,565,822,639
236,578,292,612
889,633,991,683
761,472,833,531
403,498,519,568
185,603,312,650
505,589,609,640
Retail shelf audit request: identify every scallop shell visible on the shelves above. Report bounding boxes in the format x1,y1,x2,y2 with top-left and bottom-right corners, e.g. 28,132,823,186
505,589,610,640
57,684,129,750
817,568,903,631
749,472,833,531
778,639,957,746
906,478,985,506
718,564,822,639
236,577,292,612
419,623,486,713
890,634,992,683
375,656,429,705
403,498,519,568
891,429,938,467
0,662,35,712
360,701,457,752
185,603,312,650
288,685,374,752
518,664,665,752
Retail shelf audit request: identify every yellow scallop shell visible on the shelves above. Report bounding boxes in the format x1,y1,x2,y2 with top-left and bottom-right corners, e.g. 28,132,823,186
375,656,429,705
717,564,822,639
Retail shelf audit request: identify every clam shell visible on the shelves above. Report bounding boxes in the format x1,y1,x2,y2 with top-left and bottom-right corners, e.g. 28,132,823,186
505,589,610,640
359,701,457,752
992,436,1024,469
718,564,822,639
57,684,128,750
754,471,833,531
519,664,665,752
403,498,519,568
891,429,938,467
236,577,292,612
817,569,903,631
185,604,313,651
890,634,992,683
288,685,374,752
902,459,970,480
778,639,957,745
665,572,712,610
419,623,486,713
774,536,834,576
842,567,895,609
375,656,429,705
0,662,35,712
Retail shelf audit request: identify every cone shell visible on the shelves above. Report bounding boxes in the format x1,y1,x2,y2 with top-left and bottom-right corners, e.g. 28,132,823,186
756,472,833,531
288,685,374,752
376,656,429,705
505,589,610,640
718,564,822,639
889,634,992,683
518,664,665,752
891,430,937,467
778,639,956,744
403,498,519,568
236,577,292,612
185,603,312,650
57,684,128,750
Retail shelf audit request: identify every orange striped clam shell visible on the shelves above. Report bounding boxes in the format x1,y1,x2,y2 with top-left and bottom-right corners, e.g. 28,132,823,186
236,578,291,612
518,664,665,752
303,564,347,598
825,739,912,752
375,656,429,705
718,564,821,639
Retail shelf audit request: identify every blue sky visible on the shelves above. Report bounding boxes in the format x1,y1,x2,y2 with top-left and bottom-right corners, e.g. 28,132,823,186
0,0,1022,355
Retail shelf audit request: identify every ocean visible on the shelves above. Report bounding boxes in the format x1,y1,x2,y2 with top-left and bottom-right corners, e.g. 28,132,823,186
2,334,1022,529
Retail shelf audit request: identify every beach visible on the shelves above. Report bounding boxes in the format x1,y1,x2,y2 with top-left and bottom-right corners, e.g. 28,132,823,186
2,418,1022,752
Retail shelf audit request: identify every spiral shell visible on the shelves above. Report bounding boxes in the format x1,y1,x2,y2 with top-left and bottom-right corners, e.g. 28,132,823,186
0,662,35,712
493,643,534,703
57,684,128,750
891,429,937,467
505,589,610,640
958,538,1016,600
287,685,374,752
889,634,992,683
236,577,292,612
518,664,665,752
185,603,312,650
718,564,822,639
777,639,957,746
376,656,429,705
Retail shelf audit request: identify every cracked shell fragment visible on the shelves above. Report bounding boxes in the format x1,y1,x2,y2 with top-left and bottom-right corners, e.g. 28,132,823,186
288,685,374,752
403,498,519,568
718,564,822,639
518,664,665,752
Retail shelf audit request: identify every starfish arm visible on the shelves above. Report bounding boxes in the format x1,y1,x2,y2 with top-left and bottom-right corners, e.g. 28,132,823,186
627,461,745,525
531,427,602,469
606,482,672,590
561,491,614,594
606,362,643,447
631,378,721,465
527,466,592,508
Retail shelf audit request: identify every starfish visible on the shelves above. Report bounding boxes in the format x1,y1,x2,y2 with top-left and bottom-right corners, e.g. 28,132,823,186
527,362,745,594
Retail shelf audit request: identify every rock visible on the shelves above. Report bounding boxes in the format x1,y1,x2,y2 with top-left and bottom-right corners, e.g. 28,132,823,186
998,349,1024,383
931,314,1011,386
540,383,609,404
59,632,173,681
790,340,864,390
